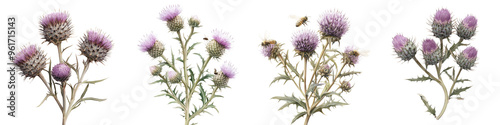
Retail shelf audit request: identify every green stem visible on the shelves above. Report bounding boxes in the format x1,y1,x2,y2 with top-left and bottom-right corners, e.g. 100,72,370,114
414,58,448,120
413,57,441,82
278,54,305,97
159,74,185,108
38,73,63,111
66,60,90,122
307,41,331,87
304,58,311,115
161,55,180,73
310,63,347,110
189,86,219,121
190,56,212,97
176,30,191,125
449,68,463,97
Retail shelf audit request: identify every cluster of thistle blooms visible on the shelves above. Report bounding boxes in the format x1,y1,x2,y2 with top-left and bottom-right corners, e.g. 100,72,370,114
392,8,478,119
14,12,111,124
262,10,359,124
139,5,235,124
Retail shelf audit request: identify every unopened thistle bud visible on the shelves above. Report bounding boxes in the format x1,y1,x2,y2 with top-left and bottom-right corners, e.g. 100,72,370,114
213,62,236,88
342,46,359,67
188,16,201,27
14,45,47,78
340,81,353,93
422,39,441,65
150,65,162,76
206,30,232,58
318,10,349,43
431,8,453,39
392,34,417,61
52,63,71,82
140,34,164,58
40,12,72,45
457,15,477,40
79,30,112,63
292,29,319,59
456,46,477,70
318,64,331,77
160,5,184,32
167,71,182,83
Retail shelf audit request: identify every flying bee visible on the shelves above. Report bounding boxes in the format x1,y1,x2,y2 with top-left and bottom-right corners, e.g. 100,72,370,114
349,50,360,57
261,39,277,47
295,16,308,27
203,37,209,41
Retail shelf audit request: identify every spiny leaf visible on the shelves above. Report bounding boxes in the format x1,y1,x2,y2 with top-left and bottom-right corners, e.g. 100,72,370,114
311,100,348,114
200,74,213,82
306,83,323,96
150,80,165,85
270,74,291,86
456,79,470,83
187,42,201,54
189,68,195,84
407,75,433,82
82,78,107,84
419,94,436,117
291,112,307,123
176,57,184,63
37,93,51,107
338,71,361,78
272,95,306,110
450,86,472,97
193,53,205,65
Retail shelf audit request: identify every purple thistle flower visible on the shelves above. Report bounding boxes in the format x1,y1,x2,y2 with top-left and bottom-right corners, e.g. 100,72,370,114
434,8,451,24
52,63,71,82
40,12,69,28
262,44,275,58
392,34,408,52
221,62,236,79
422,39,438,54
463,15,477,29
160,5,182,21
463,46,477,59
456,46,477,70
212,29,232,49
79,30,112,63
343,46,359,65
292,29,319,59
14,45,47,78
318,10,349,38
14,45,38,64
140,34,157,52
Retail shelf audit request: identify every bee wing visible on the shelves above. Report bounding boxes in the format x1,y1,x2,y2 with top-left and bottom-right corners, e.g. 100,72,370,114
289,15,301,20
357,50,370,56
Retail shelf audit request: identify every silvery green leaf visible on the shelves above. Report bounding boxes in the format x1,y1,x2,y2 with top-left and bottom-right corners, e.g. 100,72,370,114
270,74,291,86
419,94,436,117
450,86,472,98
291,112,306,123
311,100,348,114
37,93,50,107
82,78,107,84
272,95,306,110
338,71,361,78
456,79,470,83
407,75,433,82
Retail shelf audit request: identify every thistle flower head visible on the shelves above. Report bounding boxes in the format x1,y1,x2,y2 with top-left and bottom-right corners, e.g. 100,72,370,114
340,81,353,92
140,34,164,58
431,8,453,39
343,46,359,66
160,5,182,21
213,62,236,88
422,39,438,54
261,43,282,60
40,12,72,45
79,30,112,63
52,63,71,82
160,5,184,31
292,29,319,59
212,29,232,49
14,45,47,78
318,64,331,77
434,8,451,24
392,34,416,61
457,15,477,40
318,10,349,38
392,34,408,52
207,30,232,58
150,65,162,76
422,39,441,65
167,71,182,83
188,16,201,27
456,46,477,70
221,62,236,79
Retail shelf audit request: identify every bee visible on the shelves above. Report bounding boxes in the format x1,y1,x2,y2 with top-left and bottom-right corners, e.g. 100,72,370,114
295,16,308,27
203,37,209,41
349,50,360,57
214,69,218,75
261,39,277,47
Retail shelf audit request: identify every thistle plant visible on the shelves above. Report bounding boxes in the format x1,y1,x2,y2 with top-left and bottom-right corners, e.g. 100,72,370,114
262,10,361,125
14,12,112,125
392,8,478,120
141,5,236,125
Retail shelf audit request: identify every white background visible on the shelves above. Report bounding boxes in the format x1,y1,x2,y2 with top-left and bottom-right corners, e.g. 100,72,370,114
1,0,499,125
